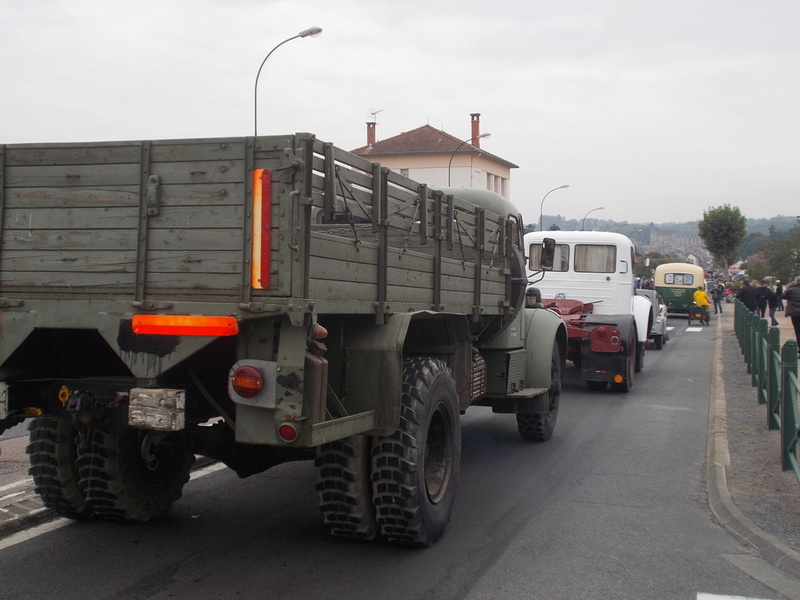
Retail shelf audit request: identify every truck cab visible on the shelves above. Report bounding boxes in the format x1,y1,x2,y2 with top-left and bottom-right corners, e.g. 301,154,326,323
524,231,653,392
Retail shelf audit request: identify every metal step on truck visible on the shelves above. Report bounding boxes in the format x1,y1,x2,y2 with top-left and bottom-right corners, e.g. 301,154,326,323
0,133,566,546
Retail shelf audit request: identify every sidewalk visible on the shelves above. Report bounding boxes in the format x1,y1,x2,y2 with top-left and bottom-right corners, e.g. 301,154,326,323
707,305,800,590
1,309,800,589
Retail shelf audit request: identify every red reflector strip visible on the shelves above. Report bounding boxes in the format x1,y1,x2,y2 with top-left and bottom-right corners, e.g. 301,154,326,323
132,315,239,336
251,169,272,290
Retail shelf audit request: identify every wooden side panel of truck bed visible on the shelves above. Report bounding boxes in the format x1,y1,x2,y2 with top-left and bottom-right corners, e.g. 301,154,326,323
0,134,513,320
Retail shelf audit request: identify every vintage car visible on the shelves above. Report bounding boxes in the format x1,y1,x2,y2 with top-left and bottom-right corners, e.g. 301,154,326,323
635,288,670,349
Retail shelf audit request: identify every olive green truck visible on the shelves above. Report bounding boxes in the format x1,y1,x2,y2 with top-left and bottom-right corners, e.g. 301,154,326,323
0,133,566,546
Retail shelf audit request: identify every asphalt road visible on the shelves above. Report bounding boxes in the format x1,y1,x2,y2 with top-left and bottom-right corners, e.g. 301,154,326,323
0,321,793,600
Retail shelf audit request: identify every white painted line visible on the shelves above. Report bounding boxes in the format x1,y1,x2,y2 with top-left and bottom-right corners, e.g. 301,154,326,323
0,461,226,550
686,327,706,332
697,593,772,600
190,461,227,481
0,517,72,551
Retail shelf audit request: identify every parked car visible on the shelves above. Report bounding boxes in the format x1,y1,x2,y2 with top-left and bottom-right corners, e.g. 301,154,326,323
635,289,669,349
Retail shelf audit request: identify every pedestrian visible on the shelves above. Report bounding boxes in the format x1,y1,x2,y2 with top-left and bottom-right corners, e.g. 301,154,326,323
736,279,759,312
782,276,800,355
710,283,724,314
775,279,784,311
767,286,780,326
756,280,770,318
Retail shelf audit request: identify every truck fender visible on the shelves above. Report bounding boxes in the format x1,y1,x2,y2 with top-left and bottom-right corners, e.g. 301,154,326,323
523,308,568,390
632,294,652,344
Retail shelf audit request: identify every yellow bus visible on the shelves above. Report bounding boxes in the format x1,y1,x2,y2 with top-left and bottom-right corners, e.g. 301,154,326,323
654,262,705,313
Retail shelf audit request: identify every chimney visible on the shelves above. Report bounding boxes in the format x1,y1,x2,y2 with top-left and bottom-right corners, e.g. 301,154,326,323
366,122,376,147
470,113,481,147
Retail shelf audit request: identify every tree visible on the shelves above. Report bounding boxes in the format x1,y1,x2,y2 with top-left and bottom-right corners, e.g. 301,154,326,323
697,204,746,273
762,224,800,282
739,232,766,259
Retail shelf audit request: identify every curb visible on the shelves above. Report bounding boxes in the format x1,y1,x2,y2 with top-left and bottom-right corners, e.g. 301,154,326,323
706,314,800,584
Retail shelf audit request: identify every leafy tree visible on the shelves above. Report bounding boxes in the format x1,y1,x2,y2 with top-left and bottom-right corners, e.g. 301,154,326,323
743,252,769,282
697,204,746,273
739,232,766,259
762,224,800,282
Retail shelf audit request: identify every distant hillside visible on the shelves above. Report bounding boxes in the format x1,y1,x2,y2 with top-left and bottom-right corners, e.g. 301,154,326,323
533,215,797,238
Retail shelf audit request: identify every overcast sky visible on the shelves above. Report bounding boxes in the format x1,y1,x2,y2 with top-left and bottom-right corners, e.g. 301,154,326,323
2,0,798,225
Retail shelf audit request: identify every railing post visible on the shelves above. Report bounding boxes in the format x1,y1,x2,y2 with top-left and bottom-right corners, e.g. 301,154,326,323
743,306,752,366
780,340,798,473
749,312,759,378
752,315,767,387
734,299,743,346
767,326,781,429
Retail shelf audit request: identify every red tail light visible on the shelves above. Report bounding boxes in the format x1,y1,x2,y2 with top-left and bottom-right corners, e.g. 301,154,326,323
231,365,264,398
133,315,239,336
278,423,299,442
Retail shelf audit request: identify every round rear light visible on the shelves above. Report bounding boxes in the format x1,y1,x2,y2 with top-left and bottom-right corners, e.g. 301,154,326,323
595,326,608,337
231,365,264,398
278,423,299,442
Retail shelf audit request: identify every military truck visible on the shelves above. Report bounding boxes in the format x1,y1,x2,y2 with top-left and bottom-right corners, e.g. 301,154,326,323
0,133,566,546
525,230,652,392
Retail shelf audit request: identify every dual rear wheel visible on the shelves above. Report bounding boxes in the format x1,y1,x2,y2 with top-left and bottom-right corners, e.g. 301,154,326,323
315,356,460,547
27,417,193,522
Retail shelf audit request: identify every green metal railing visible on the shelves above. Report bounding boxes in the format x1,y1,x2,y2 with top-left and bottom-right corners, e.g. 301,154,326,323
734,299,800,484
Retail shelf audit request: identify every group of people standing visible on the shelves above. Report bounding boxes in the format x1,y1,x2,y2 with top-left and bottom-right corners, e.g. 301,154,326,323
737,277,800,354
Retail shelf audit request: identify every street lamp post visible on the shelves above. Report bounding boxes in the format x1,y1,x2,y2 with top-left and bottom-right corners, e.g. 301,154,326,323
254,26,322,136
616,223,642,234
447,133,491,186
539,185,569,232
581,206,605,231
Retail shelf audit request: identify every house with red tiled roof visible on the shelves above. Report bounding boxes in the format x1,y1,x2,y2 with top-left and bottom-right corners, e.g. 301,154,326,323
351,113,518,199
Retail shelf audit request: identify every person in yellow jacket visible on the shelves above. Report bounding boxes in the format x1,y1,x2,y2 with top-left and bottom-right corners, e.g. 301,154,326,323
693,286,711,308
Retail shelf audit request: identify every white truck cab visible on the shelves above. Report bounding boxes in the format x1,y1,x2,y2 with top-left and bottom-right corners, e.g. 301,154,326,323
525,230,654,391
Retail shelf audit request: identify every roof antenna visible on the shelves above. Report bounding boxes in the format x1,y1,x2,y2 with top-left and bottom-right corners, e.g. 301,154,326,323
369,108,384,122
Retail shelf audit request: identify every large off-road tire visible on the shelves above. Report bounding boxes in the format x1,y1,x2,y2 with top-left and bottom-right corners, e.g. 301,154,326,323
315,435,378,541
77,427,194,522
371,357,461,547
517,341,561,442
610,331,636,393
26,416,93,520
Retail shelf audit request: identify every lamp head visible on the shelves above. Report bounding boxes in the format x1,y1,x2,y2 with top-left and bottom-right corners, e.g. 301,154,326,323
299,26,323,37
